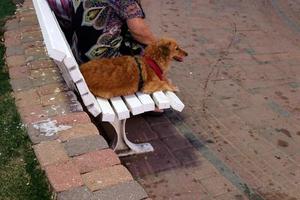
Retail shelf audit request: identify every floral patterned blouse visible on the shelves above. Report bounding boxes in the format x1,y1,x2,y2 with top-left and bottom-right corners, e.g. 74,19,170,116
69,0,145,63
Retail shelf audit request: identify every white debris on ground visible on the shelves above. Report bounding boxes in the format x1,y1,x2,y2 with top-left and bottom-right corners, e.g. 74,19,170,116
33,119,72,137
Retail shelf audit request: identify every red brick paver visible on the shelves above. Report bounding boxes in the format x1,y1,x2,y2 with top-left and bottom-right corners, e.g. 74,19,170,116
45,161,83,192
82,165,133,192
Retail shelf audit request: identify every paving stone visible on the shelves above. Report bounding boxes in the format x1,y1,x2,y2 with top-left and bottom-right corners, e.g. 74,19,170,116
5,46,24,57
14,89,40,108
19,105,47,124
5,18,19,31
58,123,99,142
173,146,203,166
10,78,33,92
40,92,70,107
200,176,236,197
126,116,158,143
27,124,58,144
64,135,108,157
214,191,247,200
82,165,133,192
33,140,69,168
161,134,193,151
73,149,120,174
145,140,180,173
45,161,83,192
143,114,171,126
53,112,91,125
92,181,148,200
37,82,68,96
8,65,29,79
28,59,56,70
24,46,46,57
31,72,63,87
57,186,93,200
121,154,153,178
19,16,38,28
4,30,21,47
6,55,26,68
150,122,180,139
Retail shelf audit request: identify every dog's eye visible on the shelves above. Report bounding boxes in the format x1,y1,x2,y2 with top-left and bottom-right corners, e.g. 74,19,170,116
175,47,179,50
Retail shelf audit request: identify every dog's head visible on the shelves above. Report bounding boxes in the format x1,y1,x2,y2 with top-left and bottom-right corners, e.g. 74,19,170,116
145,38,188,63
156,38,188,62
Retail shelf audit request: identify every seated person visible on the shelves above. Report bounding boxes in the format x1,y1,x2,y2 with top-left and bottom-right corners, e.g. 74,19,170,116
47,0,156,64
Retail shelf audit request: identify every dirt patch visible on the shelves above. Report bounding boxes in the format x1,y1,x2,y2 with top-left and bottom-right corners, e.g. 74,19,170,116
259,191,297,200
277,139,289,147
276,128,292,138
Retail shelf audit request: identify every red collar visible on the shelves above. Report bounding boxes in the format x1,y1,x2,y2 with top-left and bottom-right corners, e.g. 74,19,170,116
144,56,164,80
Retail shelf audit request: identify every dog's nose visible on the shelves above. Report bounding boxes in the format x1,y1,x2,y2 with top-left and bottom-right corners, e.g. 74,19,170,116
183,50,188,56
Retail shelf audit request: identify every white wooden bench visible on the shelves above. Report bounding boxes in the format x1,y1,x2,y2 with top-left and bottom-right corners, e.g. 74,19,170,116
33,0,185,157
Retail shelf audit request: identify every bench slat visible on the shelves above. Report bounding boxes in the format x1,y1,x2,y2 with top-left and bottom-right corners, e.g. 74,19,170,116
152,91,170,109
76,81,89,95
69,68,84,83
123,94,144,115
96,98,115,122
81,92,95,106
87,98,102,117
110,97,130,120
136,92,155,112
54,60,76,91
165,91,185,112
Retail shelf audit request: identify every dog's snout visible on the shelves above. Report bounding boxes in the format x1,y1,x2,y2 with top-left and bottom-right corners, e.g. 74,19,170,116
183,50,188,56
180,48,188,57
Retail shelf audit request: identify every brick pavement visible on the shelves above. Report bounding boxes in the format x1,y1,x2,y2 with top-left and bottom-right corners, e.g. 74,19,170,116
4,1,148,199
126,0,300,199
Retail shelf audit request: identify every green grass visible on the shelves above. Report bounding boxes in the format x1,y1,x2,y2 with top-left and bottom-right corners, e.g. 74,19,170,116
0,1,52,200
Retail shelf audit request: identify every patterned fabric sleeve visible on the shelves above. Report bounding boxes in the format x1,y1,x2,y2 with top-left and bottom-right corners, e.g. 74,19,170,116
113,0,145,21
47,0,73,21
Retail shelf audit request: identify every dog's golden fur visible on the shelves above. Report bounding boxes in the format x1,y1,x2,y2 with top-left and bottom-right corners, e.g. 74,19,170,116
80,38,188,99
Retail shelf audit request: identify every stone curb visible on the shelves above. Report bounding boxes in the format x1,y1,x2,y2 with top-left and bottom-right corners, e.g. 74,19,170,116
3,1,148,199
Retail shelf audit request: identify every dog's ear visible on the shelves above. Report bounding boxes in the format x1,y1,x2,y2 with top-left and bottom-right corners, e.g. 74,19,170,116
159,42,171,58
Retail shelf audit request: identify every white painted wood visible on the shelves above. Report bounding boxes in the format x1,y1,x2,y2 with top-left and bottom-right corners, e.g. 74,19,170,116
33,0,67,62
81,92,95,106
64,56,78,69
54,60,76,91
152,91,170,109
96,98,115,122
110,97,130,120
110,120,154,157
76,81,89,95
136,92,155,112
87,98,102,117
69,68,84,83
165,91,185,112
123,94,144,115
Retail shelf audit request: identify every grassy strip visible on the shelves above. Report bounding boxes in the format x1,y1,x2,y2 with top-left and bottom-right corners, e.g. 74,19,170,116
0,1,52,200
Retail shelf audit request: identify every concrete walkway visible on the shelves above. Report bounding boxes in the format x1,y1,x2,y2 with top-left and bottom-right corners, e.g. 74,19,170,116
121,0,300,199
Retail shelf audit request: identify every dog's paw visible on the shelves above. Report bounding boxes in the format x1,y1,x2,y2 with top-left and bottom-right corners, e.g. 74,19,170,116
171,86,179,92
167,84,179,92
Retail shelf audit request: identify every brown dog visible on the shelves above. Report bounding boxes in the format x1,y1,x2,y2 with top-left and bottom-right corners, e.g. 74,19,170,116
80,38,188,99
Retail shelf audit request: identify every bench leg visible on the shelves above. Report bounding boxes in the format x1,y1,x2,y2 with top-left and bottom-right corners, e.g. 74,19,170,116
110,119,154,157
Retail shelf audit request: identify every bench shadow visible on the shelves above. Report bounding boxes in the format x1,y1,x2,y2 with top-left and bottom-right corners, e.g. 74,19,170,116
119,114,203,178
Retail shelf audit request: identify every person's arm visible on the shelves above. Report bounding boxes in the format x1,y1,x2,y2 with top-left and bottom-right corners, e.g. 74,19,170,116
127,18,156,45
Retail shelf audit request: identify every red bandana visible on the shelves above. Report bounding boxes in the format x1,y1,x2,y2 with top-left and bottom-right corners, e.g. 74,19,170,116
144,57,164,80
